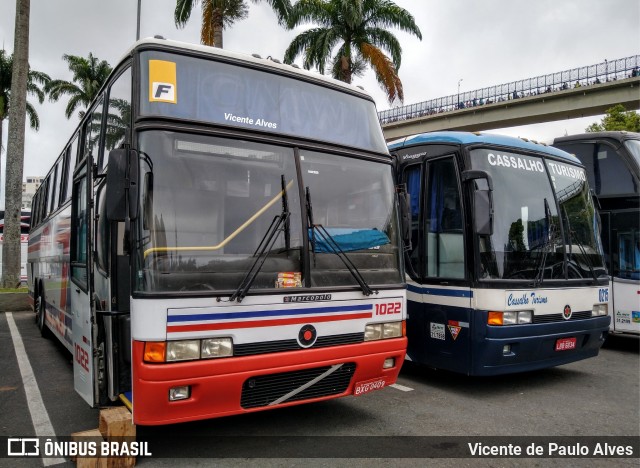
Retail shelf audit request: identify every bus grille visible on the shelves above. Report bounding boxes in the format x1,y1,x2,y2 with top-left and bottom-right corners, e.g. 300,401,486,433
533,311,592,323
240,362,356,409
234,333,364,357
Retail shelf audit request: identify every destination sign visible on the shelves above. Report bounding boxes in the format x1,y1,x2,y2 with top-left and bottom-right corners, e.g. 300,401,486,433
139,51,387,154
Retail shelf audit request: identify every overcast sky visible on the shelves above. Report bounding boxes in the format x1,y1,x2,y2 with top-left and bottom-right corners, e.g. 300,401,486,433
1,0,639,204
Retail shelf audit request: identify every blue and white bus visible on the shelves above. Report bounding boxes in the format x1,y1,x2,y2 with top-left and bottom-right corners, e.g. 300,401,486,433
390,131,610,375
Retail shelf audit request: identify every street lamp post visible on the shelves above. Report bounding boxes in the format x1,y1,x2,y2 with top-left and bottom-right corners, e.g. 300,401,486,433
136,0,142,41
457,79,463,109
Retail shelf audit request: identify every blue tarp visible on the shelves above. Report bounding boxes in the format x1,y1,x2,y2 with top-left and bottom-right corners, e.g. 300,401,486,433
309,228,390,253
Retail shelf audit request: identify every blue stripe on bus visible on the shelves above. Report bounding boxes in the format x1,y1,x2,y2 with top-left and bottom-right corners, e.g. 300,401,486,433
407,283,473,298
167,304,373,323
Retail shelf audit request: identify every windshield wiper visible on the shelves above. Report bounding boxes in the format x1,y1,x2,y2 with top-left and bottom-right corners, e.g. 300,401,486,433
562,207,598,281
534,198,556,287
228,175,290,303
306,187,376,297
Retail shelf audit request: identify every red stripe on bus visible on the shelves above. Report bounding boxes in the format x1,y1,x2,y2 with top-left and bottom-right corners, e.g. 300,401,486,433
167,312,372,333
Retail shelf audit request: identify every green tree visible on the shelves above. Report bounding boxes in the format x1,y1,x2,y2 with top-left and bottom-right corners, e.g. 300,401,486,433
283,0,422,103
174,0,291,49
3,0,35,287
586,104,640,132
0,49,49,158
45,53,112,119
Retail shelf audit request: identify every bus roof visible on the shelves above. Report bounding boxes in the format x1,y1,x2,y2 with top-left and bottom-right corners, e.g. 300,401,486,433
388,131,580,163
124,37,374,101
554,131,640,145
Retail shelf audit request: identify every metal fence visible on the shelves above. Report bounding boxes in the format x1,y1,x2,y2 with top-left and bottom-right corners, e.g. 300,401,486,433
378,55,640,125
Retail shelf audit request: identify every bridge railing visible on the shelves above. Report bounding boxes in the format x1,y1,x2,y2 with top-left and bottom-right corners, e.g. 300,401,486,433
378,55,640,125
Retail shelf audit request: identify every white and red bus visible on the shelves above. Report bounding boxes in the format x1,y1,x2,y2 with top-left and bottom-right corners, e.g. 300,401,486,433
28,38,406,425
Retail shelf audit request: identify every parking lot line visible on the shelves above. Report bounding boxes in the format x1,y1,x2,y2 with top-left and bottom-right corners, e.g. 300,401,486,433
389,383,414,392
6,312,65,466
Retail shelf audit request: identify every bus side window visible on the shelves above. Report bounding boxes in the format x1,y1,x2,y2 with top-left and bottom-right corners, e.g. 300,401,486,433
64,136,79,202
71,170,89,289
404,165,421,279
425,157,464,279
82,98,105,164
618,230,640,280
50,159,62,213
595,144,638,196
102,67,132,171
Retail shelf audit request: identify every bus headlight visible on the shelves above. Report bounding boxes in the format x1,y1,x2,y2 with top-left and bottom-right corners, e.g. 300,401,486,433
592,304,608,316
365,322,403,341
488,311,532,326
166,340,200,362
201,338,233,358
517,311,532,324
145,338,235,363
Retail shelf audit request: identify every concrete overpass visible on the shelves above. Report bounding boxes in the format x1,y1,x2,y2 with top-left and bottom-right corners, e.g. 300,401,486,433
381,76,640,140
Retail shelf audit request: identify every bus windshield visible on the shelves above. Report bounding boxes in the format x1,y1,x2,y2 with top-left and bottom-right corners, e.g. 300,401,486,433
135,130,401,293
470,148,606,281
546,159,607,279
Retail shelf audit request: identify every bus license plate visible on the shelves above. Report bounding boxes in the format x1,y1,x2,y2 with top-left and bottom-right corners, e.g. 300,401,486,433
555,337,577,351
354,378,387,396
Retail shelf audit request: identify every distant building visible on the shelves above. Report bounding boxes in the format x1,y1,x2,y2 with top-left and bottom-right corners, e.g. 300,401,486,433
22,176,44,211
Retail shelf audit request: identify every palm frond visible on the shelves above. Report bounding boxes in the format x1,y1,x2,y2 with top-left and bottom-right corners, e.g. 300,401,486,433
250,0,292,25
221,0,249,28
65,94,86,119
362,0,422,40
287,0,333,29
26,84,45,104
25,101,40,130
175,0,197,27
45,80,84,102
362,27,402,68
284,27,331,67
359,42,403,103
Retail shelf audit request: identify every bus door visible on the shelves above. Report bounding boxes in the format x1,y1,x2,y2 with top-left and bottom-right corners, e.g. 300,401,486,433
70,159,96,406
404,154,472,371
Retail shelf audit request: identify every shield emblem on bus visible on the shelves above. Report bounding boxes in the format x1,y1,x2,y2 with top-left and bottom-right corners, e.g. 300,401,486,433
563,305,572,320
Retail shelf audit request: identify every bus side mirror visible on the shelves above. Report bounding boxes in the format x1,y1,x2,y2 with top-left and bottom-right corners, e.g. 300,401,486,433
462,170,494,236
473,189,493,236
106,149,138,221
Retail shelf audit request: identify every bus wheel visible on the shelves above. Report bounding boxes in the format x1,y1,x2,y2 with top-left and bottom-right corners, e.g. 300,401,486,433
36,292,51,338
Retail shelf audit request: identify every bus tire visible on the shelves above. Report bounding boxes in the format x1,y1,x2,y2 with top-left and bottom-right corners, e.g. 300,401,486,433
36,290,51,339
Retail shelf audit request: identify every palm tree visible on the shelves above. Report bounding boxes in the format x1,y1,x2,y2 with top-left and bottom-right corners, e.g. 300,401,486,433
45,53,112,119
174,0,291,49
3,0,37,287
283,0,422,103
0,49,49,161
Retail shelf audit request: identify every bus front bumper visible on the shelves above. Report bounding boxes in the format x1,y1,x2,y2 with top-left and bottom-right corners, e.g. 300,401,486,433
473,316,610,376
130,338,406,425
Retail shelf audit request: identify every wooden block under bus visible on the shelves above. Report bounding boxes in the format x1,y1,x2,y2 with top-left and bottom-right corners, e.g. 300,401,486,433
98,407,137,467
98,407,135,440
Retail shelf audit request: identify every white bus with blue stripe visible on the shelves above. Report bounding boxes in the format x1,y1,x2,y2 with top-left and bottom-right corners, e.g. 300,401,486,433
553,132,640,335
390,132,610,375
